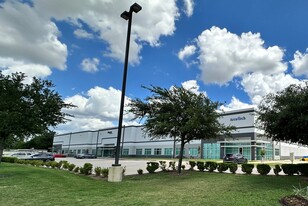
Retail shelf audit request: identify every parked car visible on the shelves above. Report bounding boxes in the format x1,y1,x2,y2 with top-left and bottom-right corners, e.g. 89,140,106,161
9,152,33,159
53,153,67,158
22,153,55,162
75,153,97,159
223,153,248,164
302,156,308,161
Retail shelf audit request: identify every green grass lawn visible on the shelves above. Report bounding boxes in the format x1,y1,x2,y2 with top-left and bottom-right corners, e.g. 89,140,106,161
0,163,306,206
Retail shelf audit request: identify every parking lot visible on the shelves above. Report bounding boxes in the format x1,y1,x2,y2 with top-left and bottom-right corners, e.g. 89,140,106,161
55,157,301,176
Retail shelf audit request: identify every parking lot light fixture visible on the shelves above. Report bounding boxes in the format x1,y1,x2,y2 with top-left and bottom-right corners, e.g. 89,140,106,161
113,3,142,168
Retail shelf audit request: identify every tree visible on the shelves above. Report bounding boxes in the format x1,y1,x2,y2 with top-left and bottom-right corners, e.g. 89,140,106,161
0,72,75,163
257,82,308,145
128,85,235,174
22,131,55,150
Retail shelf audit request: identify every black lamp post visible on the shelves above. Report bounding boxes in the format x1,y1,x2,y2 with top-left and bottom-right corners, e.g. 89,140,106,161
113,3,142,166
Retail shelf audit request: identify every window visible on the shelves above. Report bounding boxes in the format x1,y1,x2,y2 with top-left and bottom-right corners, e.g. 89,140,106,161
144,148,152,155
175,148,185,156
154,148,161,155
189,148,198,157
122,148,129,155
164,148,173,155
136,148,142,155
204,143,220,159
275,149,280,156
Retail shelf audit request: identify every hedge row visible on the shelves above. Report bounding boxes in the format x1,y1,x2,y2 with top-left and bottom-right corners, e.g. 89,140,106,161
147,160,308,176
1,157,113,178
5,156,308,176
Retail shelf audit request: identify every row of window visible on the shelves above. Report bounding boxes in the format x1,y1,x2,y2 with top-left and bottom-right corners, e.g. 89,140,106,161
122,147,200,156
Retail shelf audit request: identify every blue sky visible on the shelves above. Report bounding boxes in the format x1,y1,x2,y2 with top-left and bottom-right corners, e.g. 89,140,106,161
1,0,308,133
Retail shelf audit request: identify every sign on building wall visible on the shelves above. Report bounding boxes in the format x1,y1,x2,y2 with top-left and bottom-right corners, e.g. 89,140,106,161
219,110,255,128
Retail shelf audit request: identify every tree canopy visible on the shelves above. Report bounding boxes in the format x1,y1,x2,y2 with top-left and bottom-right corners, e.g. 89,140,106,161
257,82,308,145
128,85,235,173
0,72,75,162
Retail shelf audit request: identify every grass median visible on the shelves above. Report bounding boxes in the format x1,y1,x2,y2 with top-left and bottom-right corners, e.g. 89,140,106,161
0,162,306,206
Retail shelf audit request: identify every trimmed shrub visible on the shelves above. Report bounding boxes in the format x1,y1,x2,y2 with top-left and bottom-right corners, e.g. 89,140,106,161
298,164,308,176
16,159,26,164
2,156,17,163
217,163,229,173
168,161,176,171
273,164,282,176
83,163,93,175
33,160,44,167
206,161,217,172
62,161,70,170
44,161,51,168
256,164,271,175
189,161,196,170
101,168,109,177
57,160,64,169
49,161,59,169
68,164,76,171
73,166,79,173
228,163,238,174
197,161,205,172
137,168,143,175
79,167,84,174
242,163,254,174
181,164,186,170
94,167,102,176
56,161,62,169
146,162,159,173
281,164,298,176
159,161,167,172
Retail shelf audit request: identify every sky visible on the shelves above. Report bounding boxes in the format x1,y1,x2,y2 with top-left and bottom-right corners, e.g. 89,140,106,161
1,0,308,134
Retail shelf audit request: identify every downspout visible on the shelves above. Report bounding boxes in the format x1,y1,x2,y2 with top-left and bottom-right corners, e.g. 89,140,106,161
67,132,72,155
121,125,126,157
95,130,100,157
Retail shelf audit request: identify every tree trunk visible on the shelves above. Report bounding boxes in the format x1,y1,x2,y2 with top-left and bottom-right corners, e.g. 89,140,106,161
0,137,5,164
177,138,185,174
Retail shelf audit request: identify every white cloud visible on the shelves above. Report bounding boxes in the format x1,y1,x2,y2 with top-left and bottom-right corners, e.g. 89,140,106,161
81,58,99,73
0,1,67,70
220,96,255,111
290,49,308,77
181,79,205,95
241,72,301,105
34,0,179,65
178,27,306,106
58,86,137,133
74,29,94,39
55,117,115,133
192,26,287,85
0,0,180,78
178,45,196,61
0,57,52,83
183,0,194,17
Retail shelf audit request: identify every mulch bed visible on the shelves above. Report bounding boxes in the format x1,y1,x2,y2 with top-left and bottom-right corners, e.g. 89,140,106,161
280,195,308,206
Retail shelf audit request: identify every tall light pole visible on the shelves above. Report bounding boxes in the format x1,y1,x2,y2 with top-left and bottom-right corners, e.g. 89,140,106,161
113,3,142,166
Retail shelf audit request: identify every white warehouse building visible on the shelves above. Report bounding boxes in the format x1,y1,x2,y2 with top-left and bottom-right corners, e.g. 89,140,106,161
53,108,308,160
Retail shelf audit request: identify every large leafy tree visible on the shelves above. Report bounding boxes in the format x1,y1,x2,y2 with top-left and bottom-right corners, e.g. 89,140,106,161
257,82,308,144
22,131,55,150
128,85,235,174
0,72,75,162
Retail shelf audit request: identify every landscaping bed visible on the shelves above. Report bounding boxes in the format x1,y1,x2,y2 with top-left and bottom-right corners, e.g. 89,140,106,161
280,195,308,206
